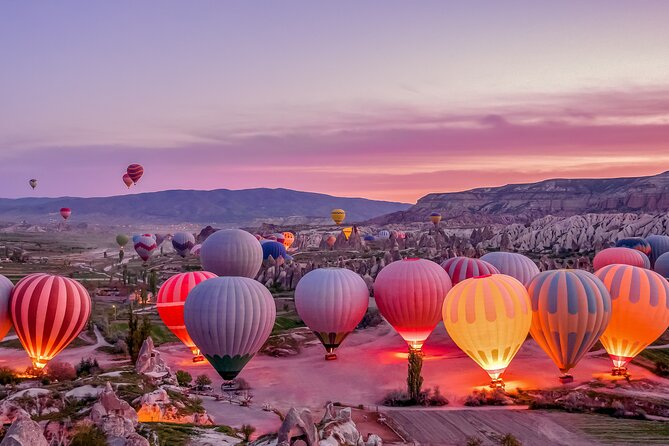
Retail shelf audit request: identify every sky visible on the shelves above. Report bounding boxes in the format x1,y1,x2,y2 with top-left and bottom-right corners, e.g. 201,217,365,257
1,1,669,203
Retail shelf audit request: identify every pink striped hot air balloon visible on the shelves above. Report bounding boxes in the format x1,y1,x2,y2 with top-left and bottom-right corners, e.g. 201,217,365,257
157,271,217,361
295,268,369,360
593,247,650,271
374,258,452,351
134,235,157,262
126,163,144,184
10,274,91,369
441,257,500,285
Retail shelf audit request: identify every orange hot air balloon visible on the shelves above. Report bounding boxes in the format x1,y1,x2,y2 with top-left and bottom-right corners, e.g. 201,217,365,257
157,271,217,361
342,227,353,241
594,264,669,375
326,235,336,248
282,232,295,249
429,212,442,225
331,209,345,225
122,173,133,188
10,274,91,369
126,163,144,184
60,208,71,220
443,274,532,387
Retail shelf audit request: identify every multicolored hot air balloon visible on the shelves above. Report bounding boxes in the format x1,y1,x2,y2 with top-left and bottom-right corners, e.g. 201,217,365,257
430,212,442,225
480,252,539,286
443,274,532,387
441,257,500,285
595,264,669,375
116,234,129,249
342,227,353,241
646,234,669,268
282,232,295,249
295,268,369,360
374,258,452,351
172,232,196,258
184,277,276,381
157,271,217,361
593,247,649,271
200,229,262,278
10,274,91,369
615,238,651,256
378,230,390,240
0,275,14,342
527,270,612,382
331,209,346,225
122,173,133,188
29,179,37,190
59,208,71,220
134,235,157,262
126,164,144,184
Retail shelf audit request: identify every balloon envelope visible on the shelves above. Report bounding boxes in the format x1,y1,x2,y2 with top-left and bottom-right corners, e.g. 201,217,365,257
134,235,157,262
342,227,353,241
654,252,669,278
122,174,133,188
116,234,129,248
262,240,291,261
331,209,346,225
378,230,390,240
593,247,649,271
326,235,336,248
29,179,37,190
172,232,196,257
282,232,295,249
0,275,13,342
430,212,442,225
646,234,669,268
441,257,500,285
479,252,539,286
127,163,144,184
615,238,651,256
59,208,71,220
200,229,263,278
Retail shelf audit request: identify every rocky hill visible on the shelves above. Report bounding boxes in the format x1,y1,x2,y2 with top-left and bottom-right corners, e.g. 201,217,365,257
372,171,669,226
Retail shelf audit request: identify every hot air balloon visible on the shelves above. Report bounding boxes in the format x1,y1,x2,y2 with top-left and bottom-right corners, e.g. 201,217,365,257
190,244,202,257
184,277,276,381
132,234,142,244
154,234,166,247
342,227,353,241
527,270,612,382
29,179,37,190
374,258,452,351
615,238,651,256
593,247,649,271
134,235,157,262
654,252,669,278
326,235,336,248
115,234,129,248
157,271,217,361
262,240,291,261
126,164,144,184
295,268,369,360
430,212,441,225
479,252,539,286
396,231,406,240
122,174,133,188
443,274,532,387
59,208,71,220
172,232,196,257
595,265,669,375
441,257,500,285
378,230,390,240
646,234,669,268
363,235,375,242
331,209,346,225
10,274,91,369
0,275,14,342
282,232,295,249
200,229,262,278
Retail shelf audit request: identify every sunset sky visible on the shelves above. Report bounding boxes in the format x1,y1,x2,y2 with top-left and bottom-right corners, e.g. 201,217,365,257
1,1,669,203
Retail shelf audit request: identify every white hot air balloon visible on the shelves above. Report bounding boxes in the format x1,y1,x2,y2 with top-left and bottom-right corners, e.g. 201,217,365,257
200,229,263,278
480,252,540,286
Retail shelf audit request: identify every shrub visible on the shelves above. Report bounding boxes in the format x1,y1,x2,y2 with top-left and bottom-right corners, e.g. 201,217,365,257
0,367,19,385
195,374,212,390
176,370,192,387
357,308,384,328
464,389,509,407
499,433,522,446
46,361,76,382
466,438,483,446
70,423,107,446
76,358,100,377
240,424,256,442
113,339,128,355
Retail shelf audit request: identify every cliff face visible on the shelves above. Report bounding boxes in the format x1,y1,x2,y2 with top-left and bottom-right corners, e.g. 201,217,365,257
373,171,669,225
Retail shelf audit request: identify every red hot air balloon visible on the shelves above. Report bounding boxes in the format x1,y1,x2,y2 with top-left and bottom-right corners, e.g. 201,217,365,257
126,164,144,184
441,257,500,285
10,274,91,369
122,173,133,188
593,247,649,271
60,208,71,220
157,271,217,361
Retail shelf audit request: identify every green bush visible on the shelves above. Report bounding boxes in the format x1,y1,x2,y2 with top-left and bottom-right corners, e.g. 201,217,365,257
0,367,19,386
176,370,192,387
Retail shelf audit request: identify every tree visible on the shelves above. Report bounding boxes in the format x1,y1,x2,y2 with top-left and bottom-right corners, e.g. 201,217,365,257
127,305,153,364
118,249,124,264
240,424,256,442
148,270,158,295
176,370,192,387
140,288,148,307
45,361,76,381
407,349,424,402
195,374,212,390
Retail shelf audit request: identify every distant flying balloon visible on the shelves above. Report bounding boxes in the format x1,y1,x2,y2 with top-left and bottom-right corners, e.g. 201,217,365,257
331,209,346,225
527,270,612,382
10,274,91,369
654,252,669,278
172,232,196,257
282,232,295,249
157,271,217,361
443,274,532,387
595,264,669,375
115,234,129,248
326,235,336,248
134,235,157,262
122,174,133,188
593,247,650,271
378,230,390,240
59,208,71,220
646,234,669,268
441,257,500,285
615,238,651,256
374,258,453,351
200,229,263,278
480,252,539,286
295,268,369,360
430,212,442,225
184,277,276,380
396,231,406,240
29,179,37,190
342,227,353,241
126,164,144,184
0,275,14,342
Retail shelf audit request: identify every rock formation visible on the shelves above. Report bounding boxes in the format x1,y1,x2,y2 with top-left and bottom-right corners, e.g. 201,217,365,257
135,336,173,383
0,414,47,446
134,388,214,425
90,382,148,446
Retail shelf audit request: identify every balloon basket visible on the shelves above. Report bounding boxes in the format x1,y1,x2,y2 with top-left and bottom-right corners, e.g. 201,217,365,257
325,353,337,361
489,378,505,389
559,374,574,384
611,367,629,378
221,381,239,392
192,355,205,363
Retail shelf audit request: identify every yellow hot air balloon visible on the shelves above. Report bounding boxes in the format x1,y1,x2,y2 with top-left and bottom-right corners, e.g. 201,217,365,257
342,227,353,240
282,232,295,249
443,274,532,387
331,209,345,225
429,212,441,225
594,264,669,376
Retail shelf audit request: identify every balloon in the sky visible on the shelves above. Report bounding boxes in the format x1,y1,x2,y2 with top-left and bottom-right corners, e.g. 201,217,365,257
115,234,129,248
374,258,452,351
654,252,669,278
342,227,353,241
0,275,14,342
184,277,276,380
480,252,539,286
331,209,346,225
172,232,196,257
430,212,442,225
134,235,157,262
527,270,612,382
378,230,390,240
646,234,669,268
443,274,531,387
122,174,133,188
326,235,336,248
595,264,669,375
59,208,71,220
593,247,649,271
10,274,91,369
441,257,500,285
157,271,217,361
615,238,651,256
262,240,291,261
295,268,369,360
126,164,144,184
29,179,37,190
200,229,263,278
282,232,295,249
